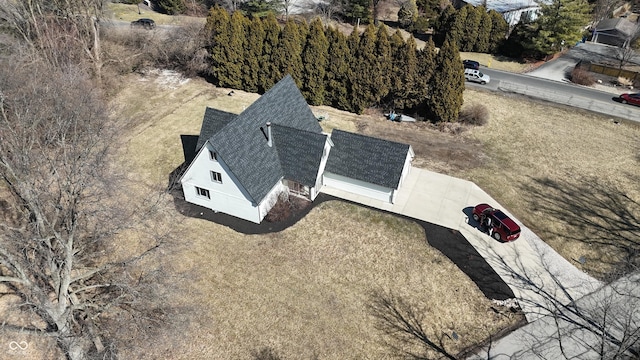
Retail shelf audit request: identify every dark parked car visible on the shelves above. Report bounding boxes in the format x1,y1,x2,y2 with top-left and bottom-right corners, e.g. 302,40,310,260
619,93,640,106
131,18,156,30
463,59,480,70
472,203,521,242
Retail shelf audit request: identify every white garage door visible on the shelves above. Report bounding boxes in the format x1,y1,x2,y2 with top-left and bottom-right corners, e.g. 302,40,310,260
323,172,393,203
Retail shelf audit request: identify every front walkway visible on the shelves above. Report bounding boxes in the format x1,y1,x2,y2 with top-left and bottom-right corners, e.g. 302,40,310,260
320,168,602,322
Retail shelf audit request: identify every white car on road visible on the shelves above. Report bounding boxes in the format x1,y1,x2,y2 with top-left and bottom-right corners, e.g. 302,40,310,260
464,69,491,85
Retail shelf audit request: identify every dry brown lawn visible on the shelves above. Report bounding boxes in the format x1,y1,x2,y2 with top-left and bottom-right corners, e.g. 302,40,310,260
459,52,532,73
338,90,639,279
110,72,520,359
456,91,640,278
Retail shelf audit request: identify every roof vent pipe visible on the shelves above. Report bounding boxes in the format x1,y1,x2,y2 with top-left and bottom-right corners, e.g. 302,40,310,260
266,122,272,147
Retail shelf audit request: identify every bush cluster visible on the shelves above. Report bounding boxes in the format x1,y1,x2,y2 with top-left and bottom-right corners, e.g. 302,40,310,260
264,193,311,223
570,67,595,86
458,104,489,126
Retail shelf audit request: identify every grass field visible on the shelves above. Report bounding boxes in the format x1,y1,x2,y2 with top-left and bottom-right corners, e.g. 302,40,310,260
111,72,522,359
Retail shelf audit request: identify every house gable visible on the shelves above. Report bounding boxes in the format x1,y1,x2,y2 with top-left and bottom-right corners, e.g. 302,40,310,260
326,130,411,189
272,124,328,187
180,141,269,222
205,75,322,204
195,107,237,152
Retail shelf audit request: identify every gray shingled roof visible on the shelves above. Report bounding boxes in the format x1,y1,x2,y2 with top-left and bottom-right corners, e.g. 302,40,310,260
205,75,323,204
272,124,327,187
326,130,410,189
595,18,638,37
195,107,237,151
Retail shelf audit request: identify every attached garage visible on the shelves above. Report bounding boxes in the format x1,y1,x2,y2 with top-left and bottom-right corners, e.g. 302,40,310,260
323,130,414,204
323,172,395,202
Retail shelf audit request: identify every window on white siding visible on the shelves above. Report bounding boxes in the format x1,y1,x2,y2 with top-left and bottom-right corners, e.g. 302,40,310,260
209,150,218,161
210,171,223,183
196,187,210,199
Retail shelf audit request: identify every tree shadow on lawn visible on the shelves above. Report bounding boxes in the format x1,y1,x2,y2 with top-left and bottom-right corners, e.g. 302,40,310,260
169,134,515,301
519,174,640,279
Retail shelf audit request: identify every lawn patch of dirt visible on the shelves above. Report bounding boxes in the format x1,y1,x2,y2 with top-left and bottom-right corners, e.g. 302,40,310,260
353,112,486,173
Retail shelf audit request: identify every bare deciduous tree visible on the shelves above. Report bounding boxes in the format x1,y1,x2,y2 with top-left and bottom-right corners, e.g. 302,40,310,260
0,0,106,80
474,247,640,360
593,0,624,25
313,0,342,22
0,51,164,360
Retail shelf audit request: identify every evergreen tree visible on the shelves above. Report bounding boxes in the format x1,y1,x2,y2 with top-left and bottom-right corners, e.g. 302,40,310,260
435,5,456,46
243,16,265,92
223,11,246,89
325,26,352,111
449,5,467,50
399,35,421,110
240,0,278,17
462,5,481,52
301,18,329,105
415,37,435,111
375,25,392,103
347,25,361,51
207,7,233,86
350,24,379,113
488,10,508,53
423,36,464,122
415,0,441,19
259,13,281,92
343,0,374,24
272,19,304,87
344,27,361,113
398,0,418,28
157,0,186,14
531,0,591,56
387,31,420,110
387,31,406,109
298,19,309,41
475,7,491,53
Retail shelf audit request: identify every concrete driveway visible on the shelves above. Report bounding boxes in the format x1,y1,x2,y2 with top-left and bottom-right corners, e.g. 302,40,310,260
321,168,602,322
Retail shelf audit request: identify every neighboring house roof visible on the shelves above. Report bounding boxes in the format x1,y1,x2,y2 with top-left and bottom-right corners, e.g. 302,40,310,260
458,0,540,13
595,18,638,38
272,124,327,187
195,107,237,151
326,130,410,189
198,75,323,204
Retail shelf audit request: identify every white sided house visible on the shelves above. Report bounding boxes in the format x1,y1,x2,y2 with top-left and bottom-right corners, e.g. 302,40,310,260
180,75,413,223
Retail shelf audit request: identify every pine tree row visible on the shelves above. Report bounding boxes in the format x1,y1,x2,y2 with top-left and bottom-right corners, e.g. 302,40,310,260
436,5,508,54
205,7,463,122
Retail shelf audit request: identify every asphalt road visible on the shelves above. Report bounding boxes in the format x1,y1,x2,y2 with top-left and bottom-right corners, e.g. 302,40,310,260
467,67,640,123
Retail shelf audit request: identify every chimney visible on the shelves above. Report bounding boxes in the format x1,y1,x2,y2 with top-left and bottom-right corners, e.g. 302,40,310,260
266,122,272,147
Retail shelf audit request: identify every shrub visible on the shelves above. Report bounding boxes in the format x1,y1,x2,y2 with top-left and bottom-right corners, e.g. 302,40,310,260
264,193,292,223
264,192,311,223
458,103,489,126
570,67,595,86
252,347,282,360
